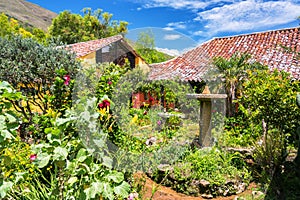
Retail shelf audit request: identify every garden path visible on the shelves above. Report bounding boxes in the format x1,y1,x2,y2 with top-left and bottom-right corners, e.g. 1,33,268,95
139,173,257,200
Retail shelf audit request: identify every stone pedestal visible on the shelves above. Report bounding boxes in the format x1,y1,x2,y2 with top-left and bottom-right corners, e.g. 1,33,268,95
200,99,212,146
186,92,227,147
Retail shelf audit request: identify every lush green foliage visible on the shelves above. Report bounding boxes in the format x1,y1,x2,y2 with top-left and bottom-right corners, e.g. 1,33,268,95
0,81,38,199
49,9,128,44
0,35,81,119
211,53,267,116
150,147,251,197
0,81,132,199
240,69,300,139
239,69,300,175
135,31,173,64
0,13,47,43
4,26,300,198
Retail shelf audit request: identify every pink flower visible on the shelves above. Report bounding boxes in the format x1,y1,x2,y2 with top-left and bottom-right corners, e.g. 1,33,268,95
63,75,71,86
157,120,162,126
30,154,37,162
127,192,138,200
108,81,112,85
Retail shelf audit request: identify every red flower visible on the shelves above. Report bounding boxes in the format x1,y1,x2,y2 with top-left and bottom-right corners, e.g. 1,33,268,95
63,75,71,86
103,100,110,107
98,103,104,108
98,99,110,109
108,81,112,85
30,154,37,162
149,96,154,102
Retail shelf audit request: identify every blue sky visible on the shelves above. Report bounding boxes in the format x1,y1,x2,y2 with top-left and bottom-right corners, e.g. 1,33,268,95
27,0,300,55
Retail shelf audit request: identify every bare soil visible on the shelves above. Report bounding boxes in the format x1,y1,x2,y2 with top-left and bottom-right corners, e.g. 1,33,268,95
136,173,257,200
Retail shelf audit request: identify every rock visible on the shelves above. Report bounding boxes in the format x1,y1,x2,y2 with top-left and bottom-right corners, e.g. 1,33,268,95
223,189,230,196
236,182,247,194
157,164,172,173
145,136,157,146
201,194,213,199
199,179,210,188
191,180,200,187
225,179,236,185
252,191,264,199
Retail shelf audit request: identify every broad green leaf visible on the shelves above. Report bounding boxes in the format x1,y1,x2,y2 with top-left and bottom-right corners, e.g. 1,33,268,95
102,156,113,169
37,153,51,168
0,115,6,130
84,182,103,199
4,111,17,123
14,172,27,184
76,148,87,162
0,181,13,198
102,182,114,200
114,181,130,198
46,134,61,145
67,177,78,185
53,146,68,160
1,130,14,140
56,116,77,127
106,171,124,183
66,160,76,171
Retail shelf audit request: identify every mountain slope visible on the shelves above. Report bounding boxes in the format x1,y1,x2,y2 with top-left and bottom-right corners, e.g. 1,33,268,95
0,0,57,31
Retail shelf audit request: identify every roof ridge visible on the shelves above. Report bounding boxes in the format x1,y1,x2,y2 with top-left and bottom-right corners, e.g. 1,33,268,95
66,34,123,46
212,26,299,40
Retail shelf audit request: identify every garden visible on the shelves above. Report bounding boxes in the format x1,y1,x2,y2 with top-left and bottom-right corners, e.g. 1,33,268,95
0,34,300,200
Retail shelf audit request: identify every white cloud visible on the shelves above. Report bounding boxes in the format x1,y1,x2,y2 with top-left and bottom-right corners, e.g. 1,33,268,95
155,47,180,56
164,21,187,31
167,22,187,29
163,27,175,31
164,34,182,40
196,0,300,34
143,0,209,10
193,30,204,36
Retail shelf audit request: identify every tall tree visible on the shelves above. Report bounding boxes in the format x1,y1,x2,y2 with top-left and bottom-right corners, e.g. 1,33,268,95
49,9,128,44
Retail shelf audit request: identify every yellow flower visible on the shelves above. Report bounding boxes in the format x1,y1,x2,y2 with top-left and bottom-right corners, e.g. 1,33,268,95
46,108,57,118
130,114,138,124
108,125,113,132
98,108,107,116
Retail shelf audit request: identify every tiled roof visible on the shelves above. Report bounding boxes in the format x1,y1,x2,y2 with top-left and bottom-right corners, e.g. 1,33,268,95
64,35,124,58
149,27,300,81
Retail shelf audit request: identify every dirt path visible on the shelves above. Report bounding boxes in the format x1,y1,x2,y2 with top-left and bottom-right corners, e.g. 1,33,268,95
138,173,256,200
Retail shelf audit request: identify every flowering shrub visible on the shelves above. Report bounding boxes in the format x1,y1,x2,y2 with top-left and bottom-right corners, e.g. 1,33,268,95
0,35,81,119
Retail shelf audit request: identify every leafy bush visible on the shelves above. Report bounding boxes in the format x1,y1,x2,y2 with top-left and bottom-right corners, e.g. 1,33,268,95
150,147,251,197
0,36,81,119
234,69,300,184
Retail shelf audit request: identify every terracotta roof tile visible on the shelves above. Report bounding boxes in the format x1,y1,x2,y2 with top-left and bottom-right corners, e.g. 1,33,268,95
149,27,300,81
63,35,123,58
